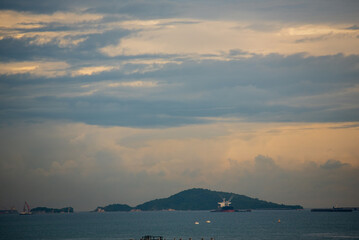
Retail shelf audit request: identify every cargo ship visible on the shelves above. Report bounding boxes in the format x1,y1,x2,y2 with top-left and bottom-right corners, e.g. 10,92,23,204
211,197,251,212
19,201,32,215
211,197,235,212
311,207,354,212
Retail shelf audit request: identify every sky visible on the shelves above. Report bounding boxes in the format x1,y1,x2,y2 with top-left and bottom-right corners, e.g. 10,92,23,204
0,0,359,211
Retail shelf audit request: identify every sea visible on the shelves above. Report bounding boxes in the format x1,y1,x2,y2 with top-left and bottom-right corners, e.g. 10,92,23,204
1,210,359,240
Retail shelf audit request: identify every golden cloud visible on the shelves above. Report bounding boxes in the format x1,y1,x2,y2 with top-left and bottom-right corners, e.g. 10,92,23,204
101,19,359,57
0,61,69,77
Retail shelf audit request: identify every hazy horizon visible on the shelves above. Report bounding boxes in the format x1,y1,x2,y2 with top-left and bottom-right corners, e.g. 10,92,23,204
1,0,359,212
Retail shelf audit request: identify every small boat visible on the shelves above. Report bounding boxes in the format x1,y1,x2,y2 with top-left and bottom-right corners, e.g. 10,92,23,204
19,201,32,215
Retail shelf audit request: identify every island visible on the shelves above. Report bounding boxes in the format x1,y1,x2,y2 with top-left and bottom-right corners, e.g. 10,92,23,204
0,208,18,214
94,188,302,212
94,204,132,212
31,207,74,214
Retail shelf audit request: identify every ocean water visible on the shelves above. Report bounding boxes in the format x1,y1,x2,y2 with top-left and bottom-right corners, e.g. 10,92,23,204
1,210,359,240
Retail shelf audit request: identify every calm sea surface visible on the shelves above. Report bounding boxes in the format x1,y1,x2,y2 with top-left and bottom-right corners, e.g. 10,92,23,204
1,210,359,240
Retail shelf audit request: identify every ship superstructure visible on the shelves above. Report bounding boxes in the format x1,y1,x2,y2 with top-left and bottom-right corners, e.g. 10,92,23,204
211,196,251,212
212,196,238,212
19,201,32,215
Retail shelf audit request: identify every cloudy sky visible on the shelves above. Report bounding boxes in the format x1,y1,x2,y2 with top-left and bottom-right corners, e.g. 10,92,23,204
1,0,359,211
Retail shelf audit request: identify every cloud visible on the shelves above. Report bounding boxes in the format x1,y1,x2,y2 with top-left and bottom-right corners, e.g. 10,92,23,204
0,10,102,28
0,0,75,13
1,0,359,212
72,66,118,76
0,10,104,49
346,25,359,30
107,81,158,88
0,121,358,210
1,53,358,127
183,1,359,24
320,159,349,170
244,23,282,32
0,29,131,62
100,19,359,57
295,33,334,43
254,155,277,170
0,61,69,77
2,1,359,24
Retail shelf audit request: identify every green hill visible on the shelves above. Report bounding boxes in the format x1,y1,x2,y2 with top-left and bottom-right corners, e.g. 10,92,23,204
136,188,302,210
31,207,73,213
94,203,133,212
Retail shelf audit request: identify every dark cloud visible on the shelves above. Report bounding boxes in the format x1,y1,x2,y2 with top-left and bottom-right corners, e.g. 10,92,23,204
346,25,359,30
328,123,359,129
85,0,180,19
155,53,359,97
320,159,349,170
0,37,64,61
295,34,333,43
0,29,131,62
0,0,180,19
1,53,359,127
181,0,359,24
255,155,276,168
1,0,358,24
0,0,73,13
0,95,207,127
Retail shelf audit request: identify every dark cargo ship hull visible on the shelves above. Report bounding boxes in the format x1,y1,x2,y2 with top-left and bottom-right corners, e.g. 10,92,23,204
311,208,353,212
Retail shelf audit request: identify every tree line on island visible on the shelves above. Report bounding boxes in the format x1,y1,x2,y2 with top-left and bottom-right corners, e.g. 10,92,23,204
31,207,74,214
94,188,303,212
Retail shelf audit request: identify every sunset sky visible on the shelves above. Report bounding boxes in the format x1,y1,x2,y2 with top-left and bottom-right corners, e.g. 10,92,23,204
1,0,359,211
